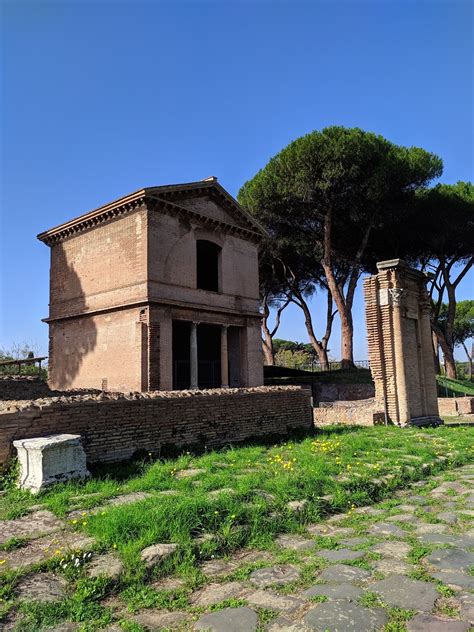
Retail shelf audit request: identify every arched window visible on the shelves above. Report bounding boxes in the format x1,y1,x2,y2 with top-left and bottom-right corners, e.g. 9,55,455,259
196,240,221,292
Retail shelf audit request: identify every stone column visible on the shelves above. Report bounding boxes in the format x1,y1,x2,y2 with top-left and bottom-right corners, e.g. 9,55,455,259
220,325,229,388
390,286,410,425
190,322,199,389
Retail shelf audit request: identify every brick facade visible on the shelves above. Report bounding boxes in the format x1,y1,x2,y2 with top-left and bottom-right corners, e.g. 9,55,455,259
0,386,312,466
364,259,441,426
38,180,265,393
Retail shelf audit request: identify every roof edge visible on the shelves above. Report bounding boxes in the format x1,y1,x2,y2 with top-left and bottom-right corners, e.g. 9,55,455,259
37,181,268,246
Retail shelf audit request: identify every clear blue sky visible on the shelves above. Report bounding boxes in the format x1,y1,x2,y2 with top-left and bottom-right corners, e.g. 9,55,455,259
1,0,473,360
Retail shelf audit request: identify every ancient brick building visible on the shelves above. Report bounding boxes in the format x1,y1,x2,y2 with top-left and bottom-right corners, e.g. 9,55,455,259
364,259,442,426
38,178,265,392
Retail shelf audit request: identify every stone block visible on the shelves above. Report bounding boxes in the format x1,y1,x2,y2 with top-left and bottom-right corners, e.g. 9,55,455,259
13,434,89,494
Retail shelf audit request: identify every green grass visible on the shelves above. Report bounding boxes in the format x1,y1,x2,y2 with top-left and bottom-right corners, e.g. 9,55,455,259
443,416,474,425
437,375,474,397
1,424,473,630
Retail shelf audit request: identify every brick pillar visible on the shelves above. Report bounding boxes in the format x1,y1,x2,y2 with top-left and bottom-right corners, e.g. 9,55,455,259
364,259,442,427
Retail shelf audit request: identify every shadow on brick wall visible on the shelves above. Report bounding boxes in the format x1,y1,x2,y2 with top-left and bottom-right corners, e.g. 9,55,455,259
49,242,97,389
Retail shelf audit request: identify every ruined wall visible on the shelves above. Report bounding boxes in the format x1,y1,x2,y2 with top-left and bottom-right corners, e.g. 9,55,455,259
0,386,312,466
313,399,385,427
364,259,440,426
312,383,375,403
438,397,474,416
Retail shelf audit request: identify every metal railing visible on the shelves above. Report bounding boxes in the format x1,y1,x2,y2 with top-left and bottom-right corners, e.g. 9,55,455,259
274,360,370,372
0,355,48,377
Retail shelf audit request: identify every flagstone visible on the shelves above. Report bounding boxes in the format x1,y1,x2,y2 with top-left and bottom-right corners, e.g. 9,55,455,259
249,564,300,587
132,609,191,630
67,492,152,519
385,513,416,523
371,541,411,559
300,582,363,601
275,534,316,551
0,510,64,545
414,523,448,535
340,537,369,547
431,571,474,590
86,553,123,580
394,504,417,512
266,617,308,631
190,582,248,607
0,531,95,570
315,548,365,561
303,602,387,631
406,495,430,505
208,488,234,498
458,592,474,623
318,564,371,583
150,577,186,591
15,572,67,602
368,522,407,537
370,575,439,611
194,607,258,632
287,500,308,512
406,614,470,632
140,543,178,568
176,468,206,478
245,589,304,611
372,558,412,575
425,548,474,573
436,510,459,524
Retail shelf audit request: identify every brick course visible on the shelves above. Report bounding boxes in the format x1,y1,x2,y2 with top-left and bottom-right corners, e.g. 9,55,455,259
0,386,312,466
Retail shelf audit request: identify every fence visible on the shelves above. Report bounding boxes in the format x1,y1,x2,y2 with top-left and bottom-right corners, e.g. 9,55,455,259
275,360,370,373
0,356,48,379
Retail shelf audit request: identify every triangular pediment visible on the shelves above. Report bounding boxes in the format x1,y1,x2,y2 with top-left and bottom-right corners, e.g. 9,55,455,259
146,180,265,235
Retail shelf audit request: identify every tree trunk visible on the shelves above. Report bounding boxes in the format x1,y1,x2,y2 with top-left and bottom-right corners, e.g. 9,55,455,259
261,297,275,366
261,293,290,366
439,334,457,379
340,317,354,369
432,330,441,375
461,340,473,381
262,330,275,366
292,289,329,370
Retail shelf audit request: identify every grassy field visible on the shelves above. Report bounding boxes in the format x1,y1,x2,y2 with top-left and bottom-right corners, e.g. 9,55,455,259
1,424,473,630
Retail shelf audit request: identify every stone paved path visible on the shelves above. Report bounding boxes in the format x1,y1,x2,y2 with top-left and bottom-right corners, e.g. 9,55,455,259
1,464,474,630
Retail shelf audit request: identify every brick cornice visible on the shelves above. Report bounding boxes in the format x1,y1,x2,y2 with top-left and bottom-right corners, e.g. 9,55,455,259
37,189,265,246
37,191,148,246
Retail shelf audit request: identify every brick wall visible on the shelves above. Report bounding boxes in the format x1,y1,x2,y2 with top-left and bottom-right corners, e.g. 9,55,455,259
438,397,474,416
313,383,374,403
0,386,312,466
313,399,385,426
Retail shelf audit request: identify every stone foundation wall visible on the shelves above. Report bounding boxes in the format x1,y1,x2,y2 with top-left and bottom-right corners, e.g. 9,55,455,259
0,386,312,466
0,377,53,401
313,383,374,403
0,376,101,403
438,397,474,416
313,399,384,427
